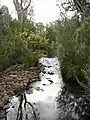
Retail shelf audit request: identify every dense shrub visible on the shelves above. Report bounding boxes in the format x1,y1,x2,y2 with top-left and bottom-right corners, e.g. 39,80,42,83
0,15,49,70
45,18,90,100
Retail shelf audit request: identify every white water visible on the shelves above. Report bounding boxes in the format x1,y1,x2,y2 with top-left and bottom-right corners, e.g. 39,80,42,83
7,57,63,120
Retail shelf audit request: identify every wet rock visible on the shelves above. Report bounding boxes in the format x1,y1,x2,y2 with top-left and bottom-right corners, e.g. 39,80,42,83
42,84,46,86
7,91,15,96
0,101,4,108
42,71,46,74
3,105,9,110
18,77,23,81
48,80,53,84
23,81,28,86
26,89,33,94
46,77,50,79
9,74,17,78
38,79,41,81
48,71,54,75
57,86,90,120
38,63,45,73
36,87,41,91
12,106,15,108
41,88,44,92
47,65,51,68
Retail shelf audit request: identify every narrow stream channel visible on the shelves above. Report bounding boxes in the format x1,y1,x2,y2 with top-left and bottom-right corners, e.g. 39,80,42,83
7,57,63,120
6,57,90,120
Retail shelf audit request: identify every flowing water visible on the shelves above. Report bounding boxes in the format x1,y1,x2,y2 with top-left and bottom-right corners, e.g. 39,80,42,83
6,57,90,120
7,57,63,120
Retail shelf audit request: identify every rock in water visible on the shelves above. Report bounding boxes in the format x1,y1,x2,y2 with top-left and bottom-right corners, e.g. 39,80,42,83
57,86,90,120
7,57,63,120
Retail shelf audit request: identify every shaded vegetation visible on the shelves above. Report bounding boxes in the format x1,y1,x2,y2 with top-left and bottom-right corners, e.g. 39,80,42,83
46,17,90,100
0,6,48,71
1,0,90,102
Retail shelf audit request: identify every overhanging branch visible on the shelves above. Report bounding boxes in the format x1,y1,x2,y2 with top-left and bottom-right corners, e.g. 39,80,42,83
24,0,31,11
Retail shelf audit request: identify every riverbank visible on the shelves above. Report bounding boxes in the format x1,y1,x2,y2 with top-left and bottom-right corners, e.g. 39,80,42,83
0,64,40,119
6,57,62,120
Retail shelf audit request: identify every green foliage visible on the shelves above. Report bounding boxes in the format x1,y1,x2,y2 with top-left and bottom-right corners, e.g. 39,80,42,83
26,33,48,52
24,51,46,67
1,4,90,101
45,17,90,100
0,10,49,71
57,20,90,85
45,23,58,57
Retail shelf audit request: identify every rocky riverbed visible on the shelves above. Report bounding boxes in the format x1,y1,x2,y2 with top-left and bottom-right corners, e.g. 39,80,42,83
1,58,90,120
57,86,90,120
0,65,40,119
6,57,62,120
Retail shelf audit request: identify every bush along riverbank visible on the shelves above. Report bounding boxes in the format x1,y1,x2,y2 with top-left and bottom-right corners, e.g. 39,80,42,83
56,21,90,119
57,86,90,120
45,18,90,100
45,15,90,120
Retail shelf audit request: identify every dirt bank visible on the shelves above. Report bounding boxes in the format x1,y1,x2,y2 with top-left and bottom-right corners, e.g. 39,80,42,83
0,64,40,119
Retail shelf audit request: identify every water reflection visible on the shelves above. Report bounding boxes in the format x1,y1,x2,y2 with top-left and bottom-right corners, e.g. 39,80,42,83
7,57,63,120
7,93,38,120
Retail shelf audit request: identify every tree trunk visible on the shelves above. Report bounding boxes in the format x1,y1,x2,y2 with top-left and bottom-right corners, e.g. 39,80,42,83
13,0,31,23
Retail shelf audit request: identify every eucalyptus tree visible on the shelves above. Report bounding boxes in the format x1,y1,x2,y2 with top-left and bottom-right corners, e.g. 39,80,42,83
13,0,32,22
57,0,90,22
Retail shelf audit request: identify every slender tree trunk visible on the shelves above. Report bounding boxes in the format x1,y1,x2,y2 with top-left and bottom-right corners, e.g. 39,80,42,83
13,0,31,23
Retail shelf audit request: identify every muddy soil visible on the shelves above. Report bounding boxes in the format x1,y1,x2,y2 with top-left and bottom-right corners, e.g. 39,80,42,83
0,64,40,119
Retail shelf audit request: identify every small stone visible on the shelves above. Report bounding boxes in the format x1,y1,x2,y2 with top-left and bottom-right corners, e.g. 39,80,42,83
3,105,9,110
18,77,23,81
0,102,4,108
48,72,54,75
36,87,40,91
9,74,17,78
42,84,46,86
42,71,46,74
47,66,51,68
12,106,15,108
23,82,27,86
48,80,53,84
41,89,44,92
